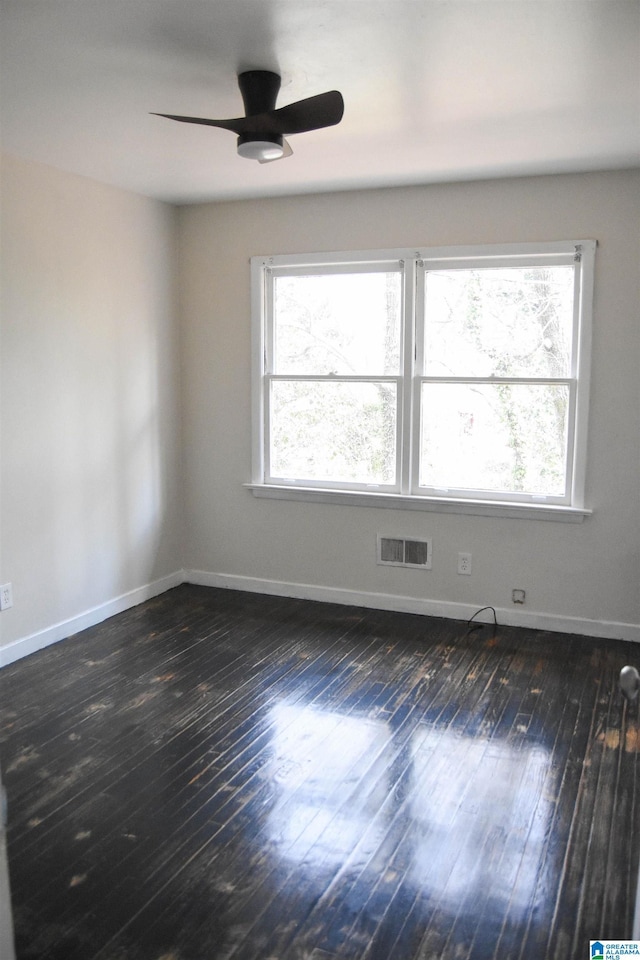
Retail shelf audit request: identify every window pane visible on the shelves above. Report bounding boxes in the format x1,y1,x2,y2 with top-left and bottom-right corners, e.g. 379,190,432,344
424,267,574,378
274,272,402,375
270,380,397,484
419,383,569,496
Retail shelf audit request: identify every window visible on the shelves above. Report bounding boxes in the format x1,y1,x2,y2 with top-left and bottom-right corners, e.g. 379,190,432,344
250,241,595,520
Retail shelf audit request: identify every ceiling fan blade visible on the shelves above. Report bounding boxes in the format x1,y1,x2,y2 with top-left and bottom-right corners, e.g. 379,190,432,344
152,85,344,148
258,138,293,164
205,90,344,138
150,112,246,134
270,91,344,134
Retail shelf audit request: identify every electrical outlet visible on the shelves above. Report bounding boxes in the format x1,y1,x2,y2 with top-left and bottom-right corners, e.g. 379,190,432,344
512,589,526,604
0,583,13,610
457,552,472,576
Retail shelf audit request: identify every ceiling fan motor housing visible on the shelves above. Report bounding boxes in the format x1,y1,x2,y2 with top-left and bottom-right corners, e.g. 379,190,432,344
238,70,282,116
237,72,285,160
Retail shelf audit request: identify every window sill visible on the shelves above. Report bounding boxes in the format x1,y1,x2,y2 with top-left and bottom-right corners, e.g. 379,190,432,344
245,484,591,523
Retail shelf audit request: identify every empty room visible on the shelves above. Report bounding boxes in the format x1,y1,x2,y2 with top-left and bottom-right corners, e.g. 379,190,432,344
1,2,639,959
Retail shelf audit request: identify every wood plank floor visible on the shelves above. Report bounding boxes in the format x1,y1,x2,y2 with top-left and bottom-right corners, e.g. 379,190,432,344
0,584,638,960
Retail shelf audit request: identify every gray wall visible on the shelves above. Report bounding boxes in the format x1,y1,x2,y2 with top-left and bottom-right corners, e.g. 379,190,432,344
1,159,638,658
178,170,640,638
0,154,183,655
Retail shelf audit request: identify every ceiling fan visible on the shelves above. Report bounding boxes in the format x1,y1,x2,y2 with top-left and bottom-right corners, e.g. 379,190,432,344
152,70,344,163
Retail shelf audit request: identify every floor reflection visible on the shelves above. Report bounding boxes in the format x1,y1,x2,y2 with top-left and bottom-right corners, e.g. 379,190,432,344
408,730,552,914
266,701,391,865
265,699,553,919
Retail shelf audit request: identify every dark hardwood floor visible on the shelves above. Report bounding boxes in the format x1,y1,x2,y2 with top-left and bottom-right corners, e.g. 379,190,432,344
0,584,638,960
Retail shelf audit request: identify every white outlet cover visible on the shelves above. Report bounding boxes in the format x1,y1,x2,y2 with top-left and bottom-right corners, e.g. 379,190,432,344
0,583,13,610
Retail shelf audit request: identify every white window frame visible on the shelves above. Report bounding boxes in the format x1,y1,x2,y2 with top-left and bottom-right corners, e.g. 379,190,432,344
248,240,595,523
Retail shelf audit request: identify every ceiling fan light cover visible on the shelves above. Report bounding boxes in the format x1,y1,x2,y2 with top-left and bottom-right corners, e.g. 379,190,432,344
237,135,284,161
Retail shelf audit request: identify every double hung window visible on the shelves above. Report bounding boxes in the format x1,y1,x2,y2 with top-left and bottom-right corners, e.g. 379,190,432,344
251,241,595,518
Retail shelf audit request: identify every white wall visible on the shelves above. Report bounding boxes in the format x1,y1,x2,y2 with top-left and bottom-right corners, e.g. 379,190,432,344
0,154,183,659
1,163,637,660
178,170,640,639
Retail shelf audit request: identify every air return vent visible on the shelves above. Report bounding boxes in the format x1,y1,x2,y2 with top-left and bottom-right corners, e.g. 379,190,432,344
377,535,432,569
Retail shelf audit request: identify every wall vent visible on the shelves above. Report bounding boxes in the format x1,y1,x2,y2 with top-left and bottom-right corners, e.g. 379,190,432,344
377,535,432,569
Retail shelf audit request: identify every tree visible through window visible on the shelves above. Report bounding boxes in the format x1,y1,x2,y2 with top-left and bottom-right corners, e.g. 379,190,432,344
252,242,594,510
270,269,401,485
420,266,574,496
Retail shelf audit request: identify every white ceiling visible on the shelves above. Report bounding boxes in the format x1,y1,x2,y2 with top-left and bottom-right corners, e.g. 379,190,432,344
1,0,639,204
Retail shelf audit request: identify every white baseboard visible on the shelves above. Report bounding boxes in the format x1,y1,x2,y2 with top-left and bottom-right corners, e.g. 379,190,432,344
3,567,638,669
185,569,640,644
0,570,186,667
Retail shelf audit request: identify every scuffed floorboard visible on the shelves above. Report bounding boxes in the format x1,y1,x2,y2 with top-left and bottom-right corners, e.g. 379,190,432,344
0,584,638,960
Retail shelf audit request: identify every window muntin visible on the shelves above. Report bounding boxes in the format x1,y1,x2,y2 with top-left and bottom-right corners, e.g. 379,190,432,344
265,261,404,491
417,259,579,501
253,242,594,511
